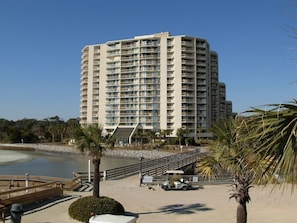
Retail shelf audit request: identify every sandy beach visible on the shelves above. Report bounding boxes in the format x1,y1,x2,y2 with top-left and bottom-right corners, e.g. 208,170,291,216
18,175,297,223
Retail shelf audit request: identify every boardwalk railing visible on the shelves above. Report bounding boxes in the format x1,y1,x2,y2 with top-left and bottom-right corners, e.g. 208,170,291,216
0,181,63,223
104,149,201,180
0,175,79,191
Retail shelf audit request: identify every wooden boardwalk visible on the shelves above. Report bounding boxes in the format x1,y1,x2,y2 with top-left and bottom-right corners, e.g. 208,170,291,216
73,149,232,186
0,175,79,191
0,181,64,223
105,149,201,180
74,149,201,181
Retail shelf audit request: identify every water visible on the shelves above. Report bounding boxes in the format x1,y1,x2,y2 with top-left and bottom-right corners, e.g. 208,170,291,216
0,149,139,178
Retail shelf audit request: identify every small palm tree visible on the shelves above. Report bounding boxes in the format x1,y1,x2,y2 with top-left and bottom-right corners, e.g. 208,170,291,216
197,118,255,223
75,125,113,198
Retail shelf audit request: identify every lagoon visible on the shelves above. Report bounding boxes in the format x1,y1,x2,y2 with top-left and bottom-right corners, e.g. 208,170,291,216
0,149,139,178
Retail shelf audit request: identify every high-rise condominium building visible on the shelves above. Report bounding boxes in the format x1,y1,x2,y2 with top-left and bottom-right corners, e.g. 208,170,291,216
80,32,234,144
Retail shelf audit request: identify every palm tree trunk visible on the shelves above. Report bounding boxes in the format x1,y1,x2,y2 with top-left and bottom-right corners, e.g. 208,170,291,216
92,158,101,198
237,203,247,223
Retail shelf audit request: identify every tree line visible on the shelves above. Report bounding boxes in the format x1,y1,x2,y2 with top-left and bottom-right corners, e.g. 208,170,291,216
0,116,195,147
0,116,80,144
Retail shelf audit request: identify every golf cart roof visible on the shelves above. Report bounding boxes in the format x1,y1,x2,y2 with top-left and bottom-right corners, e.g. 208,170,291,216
166,170,184,174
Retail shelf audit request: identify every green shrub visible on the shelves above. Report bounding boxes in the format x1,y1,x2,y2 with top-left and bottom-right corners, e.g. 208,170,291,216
68,196,125,222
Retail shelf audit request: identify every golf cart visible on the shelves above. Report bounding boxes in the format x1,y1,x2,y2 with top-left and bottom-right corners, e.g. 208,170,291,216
161,170,192,191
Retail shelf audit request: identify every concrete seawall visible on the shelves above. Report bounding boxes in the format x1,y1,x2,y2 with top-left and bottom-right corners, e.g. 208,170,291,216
0,143,174,159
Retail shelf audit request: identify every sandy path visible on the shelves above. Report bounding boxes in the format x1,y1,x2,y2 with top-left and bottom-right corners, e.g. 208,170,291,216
19,176,297,223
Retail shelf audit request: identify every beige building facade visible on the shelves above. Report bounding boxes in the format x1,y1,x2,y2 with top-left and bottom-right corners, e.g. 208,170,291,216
80,32,234,144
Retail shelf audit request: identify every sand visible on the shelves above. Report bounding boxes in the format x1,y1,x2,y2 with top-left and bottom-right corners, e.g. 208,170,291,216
0,150,31,164
17,175,297,223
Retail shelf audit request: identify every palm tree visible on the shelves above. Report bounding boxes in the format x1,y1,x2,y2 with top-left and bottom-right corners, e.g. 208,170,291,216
159,129,173,143
75,124,113,198
147,130,157,148
176,127,187,148
244,100,297,184
66,118,80,142
198,102,297,222
196,118,256,223
135,127,145,149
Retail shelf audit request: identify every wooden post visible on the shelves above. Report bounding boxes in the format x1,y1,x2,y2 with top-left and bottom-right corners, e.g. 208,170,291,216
0,205,6,223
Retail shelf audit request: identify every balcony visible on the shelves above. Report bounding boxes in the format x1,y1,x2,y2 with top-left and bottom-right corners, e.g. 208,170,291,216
182,112,196,118
106,93,119,99
182,52,194,57
182,66,194,72
121,68,137,73
80,82,88,88
121,49,138,55
140,60,160,66
81,62,89,69
120,93,137,99
81,53,89,60
182,59,195,65
140,41,159,47
120,74,137,80
181,40,194,46
182,98,195,103
93,65,100,70
140,66,160,72
121,55,138,61
107,50,121,56
140,48,160,53
119,100,138,105
167,98,174,103
121,62,138,67
121,43,137,49
182,117,195,123
182,105,195,109
81,75,88,82
140,54,159,59
181,47,195,52
182,78,194,84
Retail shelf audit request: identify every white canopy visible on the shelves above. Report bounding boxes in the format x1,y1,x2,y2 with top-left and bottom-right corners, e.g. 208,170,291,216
89,214,137,223
165,170,184,174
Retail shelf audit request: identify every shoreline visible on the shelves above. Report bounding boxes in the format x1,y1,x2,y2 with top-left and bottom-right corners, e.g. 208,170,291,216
0,143,176,159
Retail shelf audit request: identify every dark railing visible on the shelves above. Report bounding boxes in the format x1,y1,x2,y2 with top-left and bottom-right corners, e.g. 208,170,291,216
151,173,233,186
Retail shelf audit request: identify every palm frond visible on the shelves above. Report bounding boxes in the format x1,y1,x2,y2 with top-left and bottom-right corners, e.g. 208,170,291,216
244,101,297,183
75,125,107,158
196,155,222,179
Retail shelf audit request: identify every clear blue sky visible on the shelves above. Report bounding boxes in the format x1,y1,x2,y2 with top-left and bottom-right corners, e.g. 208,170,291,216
0,0,296,121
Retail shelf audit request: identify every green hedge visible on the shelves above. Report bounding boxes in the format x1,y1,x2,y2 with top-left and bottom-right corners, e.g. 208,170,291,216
68,196,125,222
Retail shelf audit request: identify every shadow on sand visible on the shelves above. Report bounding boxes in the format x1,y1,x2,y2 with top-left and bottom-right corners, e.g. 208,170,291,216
136,202,213,216
2,195,79,222
22,195,80,215
159,203,213,214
